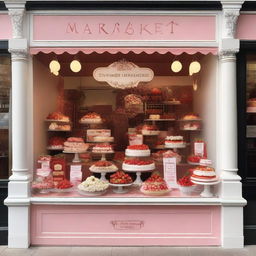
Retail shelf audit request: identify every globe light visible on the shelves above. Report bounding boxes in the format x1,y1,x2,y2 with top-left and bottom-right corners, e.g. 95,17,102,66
171,60,182,73
189,61,201,76
49,60,60,75
70,60,82,73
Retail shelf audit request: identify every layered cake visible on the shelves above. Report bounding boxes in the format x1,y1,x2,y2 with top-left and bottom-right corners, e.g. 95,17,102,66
46,111,70,122
182,113,200,120
63,137,89,153
49,122,71,131
165,136,185,148
141,124,160,135
89,160,118,173
140,172,170,196
125,144,150,157
191,166,217,182
80,112,102,124
110,171,133,184
48,136,65,150
78,176,109,193
92,144,114,154
122,158,155,171
93,136,114,143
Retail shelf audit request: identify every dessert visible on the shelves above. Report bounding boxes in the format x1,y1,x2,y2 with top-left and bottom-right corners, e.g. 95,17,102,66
178,174,196,194
248,98,256,107
80,112,102,124
32,176,54,191
122,158,155,171
162,150,182,163
125,144,150,157
48,122,71,131
63,137,89,153
181,122,201,130
141,124,160,136
46,111,70,122
89,160,118,173
182,113,200,120
140,172,170,195
191,166,217,181
55,179,73,189
93,136,114,143
48,136,65,150
165,136,185,148
110,171,133,184
124,94,143,106
78,176,109,193
92,144,114,154
187,155,205,164
149,114,160,120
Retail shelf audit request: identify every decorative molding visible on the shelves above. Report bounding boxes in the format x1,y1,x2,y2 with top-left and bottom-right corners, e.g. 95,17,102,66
8,47,27,61
219,49,238,61
8,8,24,38
223,9,240,38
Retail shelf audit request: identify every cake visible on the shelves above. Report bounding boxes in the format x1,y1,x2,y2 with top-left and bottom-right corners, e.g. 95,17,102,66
80,112,102,124
48,136,65,150
46,111,70,122
48,122,71,131
140,172,170,195
63,137,89,153
141,124,160,136
89,160,118,173
78,176,109,192
182,122,201,130
125,144,150,157
191,166,217,181
110,171,133,184
248,98,256,107
122,158,155,171
165,136,185,148
182,113,200,120
93,136,114,143
149,114,160,120
92,144,114,154
153,150,181,164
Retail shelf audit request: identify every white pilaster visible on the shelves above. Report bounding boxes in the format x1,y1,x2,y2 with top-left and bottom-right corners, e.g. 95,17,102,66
4,0,31,249
219,1,246,248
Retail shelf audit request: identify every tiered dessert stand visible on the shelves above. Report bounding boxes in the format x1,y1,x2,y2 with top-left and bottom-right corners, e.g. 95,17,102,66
89,164,117,181
110,183,133,193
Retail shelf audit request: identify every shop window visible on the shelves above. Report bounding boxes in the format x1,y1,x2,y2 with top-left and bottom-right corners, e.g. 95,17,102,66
32,52,218,198
0,54,11,179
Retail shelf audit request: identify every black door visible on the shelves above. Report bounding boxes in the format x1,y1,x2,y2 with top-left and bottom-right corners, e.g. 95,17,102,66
237,41,256,245
0,41,10,245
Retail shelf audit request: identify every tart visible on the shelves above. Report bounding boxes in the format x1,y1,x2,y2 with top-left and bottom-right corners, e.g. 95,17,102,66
89,160,118,173
125,144,150,157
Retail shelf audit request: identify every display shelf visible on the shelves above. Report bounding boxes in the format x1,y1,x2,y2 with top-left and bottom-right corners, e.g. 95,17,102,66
144,119,176,122
180,129,202,131
177,119,202,122
48,129,71,132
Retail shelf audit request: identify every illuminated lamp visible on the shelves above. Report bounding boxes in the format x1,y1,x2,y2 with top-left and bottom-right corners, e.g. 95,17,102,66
70,60,82,73
189,61,201,76
49,60,60,76
171,60,182,73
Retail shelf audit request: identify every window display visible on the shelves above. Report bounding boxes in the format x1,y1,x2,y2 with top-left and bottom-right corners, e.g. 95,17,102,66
32,51,218,198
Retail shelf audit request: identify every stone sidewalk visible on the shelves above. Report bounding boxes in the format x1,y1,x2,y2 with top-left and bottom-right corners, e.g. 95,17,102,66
0,246,255,256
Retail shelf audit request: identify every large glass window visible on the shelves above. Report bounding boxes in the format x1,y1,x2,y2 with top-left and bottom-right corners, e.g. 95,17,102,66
32,52,218,198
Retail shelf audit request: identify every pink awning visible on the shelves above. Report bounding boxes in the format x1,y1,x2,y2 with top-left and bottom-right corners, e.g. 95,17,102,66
30,47,217,55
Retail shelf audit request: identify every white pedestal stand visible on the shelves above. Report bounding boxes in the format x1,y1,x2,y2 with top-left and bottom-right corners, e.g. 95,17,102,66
63,151,87,163
191,180,220,197
110,183,133,193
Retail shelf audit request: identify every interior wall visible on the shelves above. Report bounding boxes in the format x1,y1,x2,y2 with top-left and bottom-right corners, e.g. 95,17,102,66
193,55,217,170
33,58,59,167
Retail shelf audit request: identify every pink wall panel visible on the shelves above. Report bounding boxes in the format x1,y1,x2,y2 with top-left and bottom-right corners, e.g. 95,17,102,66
31,205,221,246
237,14,256,40
33,15,216,41
0,14,12,40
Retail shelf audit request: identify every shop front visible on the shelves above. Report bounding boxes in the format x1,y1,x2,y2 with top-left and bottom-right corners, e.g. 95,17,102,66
3,0,246,249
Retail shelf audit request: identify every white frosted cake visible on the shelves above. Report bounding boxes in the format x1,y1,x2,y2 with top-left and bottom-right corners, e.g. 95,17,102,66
122,159,155,171
165,136,185,148
125,144,150,157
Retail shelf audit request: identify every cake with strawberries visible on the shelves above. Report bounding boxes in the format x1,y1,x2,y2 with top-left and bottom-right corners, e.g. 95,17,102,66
48,136,65,150
141,124,160,136
80,112,102,124
125,144,150,157
46,111,70,122
191,166,217,182
110,171,133,184
165,136,186,148
140,172,170,196
122,158,155,171
89,160,118,173
92,144,114,154
63,137,89,153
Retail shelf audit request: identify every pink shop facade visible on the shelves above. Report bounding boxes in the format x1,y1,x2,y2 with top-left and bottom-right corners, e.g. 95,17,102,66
1,0,250,249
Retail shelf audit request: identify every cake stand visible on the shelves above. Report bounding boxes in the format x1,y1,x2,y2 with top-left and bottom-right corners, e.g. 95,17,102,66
89,167,117,181
165,143,187,153
110,183,133,193
191,178,220,197
92,151,114,161
122,169,152,185
63,151,87,163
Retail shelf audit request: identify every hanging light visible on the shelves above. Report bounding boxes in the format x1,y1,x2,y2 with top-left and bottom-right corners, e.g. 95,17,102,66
189,61,201,76
49,60,60,76
171,60,182,73
70,60,82,73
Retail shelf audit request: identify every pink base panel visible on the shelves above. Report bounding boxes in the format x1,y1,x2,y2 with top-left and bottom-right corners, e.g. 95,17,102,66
31,205,221,246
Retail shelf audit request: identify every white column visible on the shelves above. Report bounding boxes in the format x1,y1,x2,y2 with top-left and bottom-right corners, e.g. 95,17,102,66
219,1,246,248
3,1,30,248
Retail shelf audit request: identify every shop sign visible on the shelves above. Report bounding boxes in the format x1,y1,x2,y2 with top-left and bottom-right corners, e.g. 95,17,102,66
111,220,144,230
33,15,216,41
93,60,154,89
163,157,178,188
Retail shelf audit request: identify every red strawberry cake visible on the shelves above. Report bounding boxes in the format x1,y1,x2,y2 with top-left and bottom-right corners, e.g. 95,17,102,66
122,158,155,171
48,136,65,150
125,144,150,157
92,144,114,154
110,171,133,184
89,160,118,173
64,137,89,153
80,112,102,124
165,136,186,148
140,172,170,196
191,166,217,182
141,124,160,136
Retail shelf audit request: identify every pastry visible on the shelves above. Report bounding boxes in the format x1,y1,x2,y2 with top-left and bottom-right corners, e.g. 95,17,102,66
89,160,118,173
55,179,73,189
78,176,109,192
122,158,155,171
110,171,133,184
125,144,150,157
63,137,89,153
182,113,200,120
191,166,217,181
46,111,70,122
48,122,71,131
165,136,185,148
80,112,102,123
48,136,65,150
